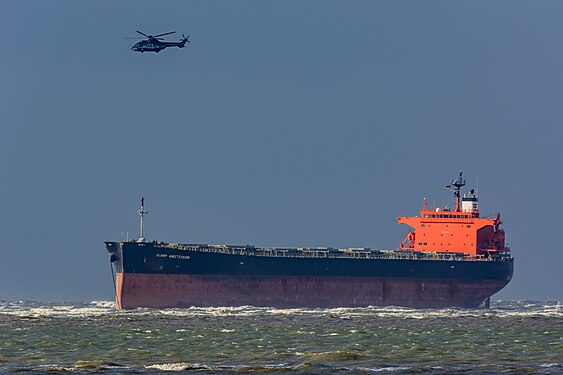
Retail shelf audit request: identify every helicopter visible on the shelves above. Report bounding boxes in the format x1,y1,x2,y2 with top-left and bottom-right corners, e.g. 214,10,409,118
129,31,189,53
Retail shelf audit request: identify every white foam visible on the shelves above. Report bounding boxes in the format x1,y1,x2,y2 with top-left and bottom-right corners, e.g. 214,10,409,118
0,300,560,319
89,300,116,308
540,363,562,368
0,301,116,318
146,362,215,371
357,366,412,372
146,362,192,371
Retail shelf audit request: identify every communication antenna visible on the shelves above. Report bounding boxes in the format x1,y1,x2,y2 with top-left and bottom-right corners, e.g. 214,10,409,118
138,197,148,242
445,171,465,212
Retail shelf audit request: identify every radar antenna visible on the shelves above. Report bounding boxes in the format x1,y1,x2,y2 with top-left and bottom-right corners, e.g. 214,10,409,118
447,171,466,212
138,197,148,242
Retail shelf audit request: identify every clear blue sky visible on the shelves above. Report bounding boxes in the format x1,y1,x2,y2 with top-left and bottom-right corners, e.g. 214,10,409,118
1,1,561,302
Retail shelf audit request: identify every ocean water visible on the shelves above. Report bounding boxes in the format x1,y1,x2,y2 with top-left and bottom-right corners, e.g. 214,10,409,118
0,301,561,374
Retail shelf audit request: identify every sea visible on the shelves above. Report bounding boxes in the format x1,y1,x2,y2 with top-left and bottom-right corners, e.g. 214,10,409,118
0,300,561,374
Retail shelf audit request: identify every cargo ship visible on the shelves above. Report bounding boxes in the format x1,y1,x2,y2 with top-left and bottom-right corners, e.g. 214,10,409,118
105,172,513,309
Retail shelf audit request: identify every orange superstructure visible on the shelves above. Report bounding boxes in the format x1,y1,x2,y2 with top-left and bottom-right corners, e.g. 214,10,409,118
398,172,508,257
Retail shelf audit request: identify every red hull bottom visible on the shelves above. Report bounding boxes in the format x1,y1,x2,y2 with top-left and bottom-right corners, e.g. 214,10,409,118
115,273,506,309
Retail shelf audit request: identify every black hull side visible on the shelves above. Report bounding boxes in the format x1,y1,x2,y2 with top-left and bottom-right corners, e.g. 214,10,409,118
106,242,513,281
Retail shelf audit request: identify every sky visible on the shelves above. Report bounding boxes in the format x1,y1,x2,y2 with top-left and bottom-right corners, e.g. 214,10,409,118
0,1,561,302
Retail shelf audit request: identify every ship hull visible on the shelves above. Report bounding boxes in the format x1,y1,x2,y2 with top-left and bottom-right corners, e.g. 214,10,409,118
114,272,509,309
107,242,513,309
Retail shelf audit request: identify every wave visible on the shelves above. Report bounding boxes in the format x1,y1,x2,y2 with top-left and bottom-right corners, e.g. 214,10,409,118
133,300,563,319
146,362,295,372
17,361,561,374
16,360,129,373
0,300,561,319
300,349,368,362
144,361,415,373
0,301,116,318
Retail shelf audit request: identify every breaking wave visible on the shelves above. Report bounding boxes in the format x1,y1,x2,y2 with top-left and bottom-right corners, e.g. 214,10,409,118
0,300,561,319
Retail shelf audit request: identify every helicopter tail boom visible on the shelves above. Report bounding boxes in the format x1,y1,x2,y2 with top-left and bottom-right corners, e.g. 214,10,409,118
178,35,190,48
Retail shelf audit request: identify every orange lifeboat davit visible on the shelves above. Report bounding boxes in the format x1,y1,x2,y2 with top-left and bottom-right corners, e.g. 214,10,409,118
398,171,509,258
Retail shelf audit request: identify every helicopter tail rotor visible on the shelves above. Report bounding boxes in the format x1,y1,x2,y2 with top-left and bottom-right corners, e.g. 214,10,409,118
179,35,190,47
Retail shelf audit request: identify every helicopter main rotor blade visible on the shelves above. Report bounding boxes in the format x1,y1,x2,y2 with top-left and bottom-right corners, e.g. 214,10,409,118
136,30,150,37
153,31,176,38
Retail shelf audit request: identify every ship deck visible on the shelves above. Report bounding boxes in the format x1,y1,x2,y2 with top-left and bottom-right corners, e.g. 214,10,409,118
130,241,511,262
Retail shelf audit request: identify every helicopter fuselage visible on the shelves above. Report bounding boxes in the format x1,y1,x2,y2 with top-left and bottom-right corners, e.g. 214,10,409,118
131,37,188,53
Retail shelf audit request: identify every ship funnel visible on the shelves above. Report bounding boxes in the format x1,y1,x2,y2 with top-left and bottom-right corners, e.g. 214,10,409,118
462,188,479,214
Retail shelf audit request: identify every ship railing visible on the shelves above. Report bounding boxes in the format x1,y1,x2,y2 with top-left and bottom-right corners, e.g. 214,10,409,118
154,242,510,261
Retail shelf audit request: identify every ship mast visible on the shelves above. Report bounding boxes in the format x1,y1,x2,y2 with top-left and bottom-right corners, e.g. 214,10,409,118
452,171,465,212
138,197,148,242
